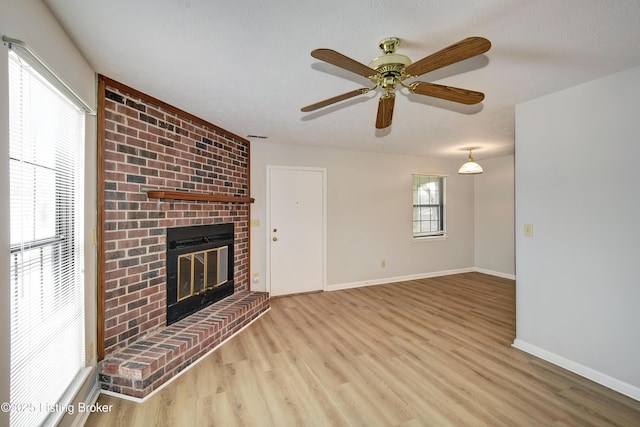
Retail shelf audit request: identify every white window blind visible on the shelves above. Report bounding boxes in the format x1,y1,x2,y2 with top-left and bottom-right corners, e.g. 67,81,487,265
8,49,85,426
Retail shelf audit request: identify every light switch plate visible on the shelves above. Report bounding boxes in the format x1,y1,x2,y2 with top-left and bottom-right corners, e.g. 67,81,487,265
524,224,533,237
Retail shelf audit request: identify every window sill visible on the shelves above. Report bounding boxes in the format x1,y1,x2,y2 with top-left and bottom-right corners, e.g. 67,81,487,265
412,234,448,242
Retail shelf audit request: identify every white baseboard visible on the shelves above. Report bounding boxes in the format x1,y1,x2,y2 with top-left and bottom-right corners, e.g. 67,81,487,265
70,379,101,427
326,268,475,291
326,267,515,292
474,268,516,280
512,338,640,402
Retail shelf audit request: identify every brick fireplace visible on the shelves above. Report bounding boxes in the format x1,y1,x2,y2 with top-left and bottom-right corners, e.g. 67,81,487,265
97,76,268,399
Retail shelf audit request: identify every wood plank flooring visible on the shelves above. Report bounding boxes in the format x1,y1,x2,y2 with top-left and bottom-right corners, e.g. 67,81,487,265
86,272,640,426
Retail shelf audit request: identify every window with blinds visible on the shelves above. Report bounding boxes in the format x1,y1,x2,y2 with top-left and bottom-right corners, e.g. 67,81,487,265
412,174,446,238
8,49,85,426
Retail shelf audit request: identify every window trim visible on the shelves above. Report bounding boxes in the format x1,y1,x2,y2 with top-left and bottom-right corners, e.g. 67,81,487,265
412,173,447,240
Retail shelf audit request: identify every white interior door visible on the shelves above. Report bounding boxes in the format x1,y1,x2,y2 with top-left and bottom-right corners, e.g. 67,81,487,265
268,166,325,296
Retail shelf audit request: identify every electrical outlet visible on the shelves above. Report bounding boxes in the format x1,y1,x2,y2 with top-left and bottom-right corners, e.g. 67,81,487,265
250,219,260,227
381,260,386,268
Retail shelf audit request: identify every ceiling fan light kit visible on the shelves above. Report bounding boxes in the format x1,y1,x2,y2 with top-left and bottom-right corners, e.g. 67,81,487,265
458,147,484,175
302,36,491,129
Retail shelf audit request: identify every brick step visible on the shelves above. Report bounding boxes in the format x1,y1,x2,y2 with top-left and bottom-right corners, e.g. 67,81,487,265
98,291,269,399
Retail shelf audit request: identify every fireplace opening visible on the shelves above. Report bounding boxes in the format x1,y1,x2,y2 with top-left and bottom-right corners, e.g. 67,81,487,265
166,223,234,325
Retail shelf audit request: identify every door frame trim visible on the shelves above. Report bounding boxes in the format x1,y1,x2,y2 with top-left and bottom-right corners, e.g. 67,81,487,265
266,165,327,296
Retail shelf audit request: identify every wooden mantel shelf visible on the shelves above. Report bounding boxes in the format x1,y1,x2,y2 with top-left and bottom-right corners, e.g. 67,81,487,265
146,190,255,204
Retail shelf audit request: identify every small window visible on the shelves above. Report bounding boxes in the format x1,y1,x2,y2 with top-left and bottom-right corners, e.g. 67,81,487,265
412,174,445,238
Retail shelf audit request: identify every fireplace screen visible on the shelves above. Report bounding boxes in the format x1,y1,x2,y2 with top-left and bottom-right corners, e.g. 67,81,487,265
166,222,234,325
178,246,229,301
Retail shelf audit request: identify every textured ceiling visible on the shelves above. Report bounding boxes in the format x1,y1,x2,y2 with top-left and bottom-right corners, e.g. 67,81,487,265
45,0,640,160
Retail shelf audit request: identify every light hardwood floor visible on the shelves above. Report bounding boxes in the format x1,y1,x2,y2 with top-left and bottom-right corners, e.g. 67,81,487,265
86,273,640,426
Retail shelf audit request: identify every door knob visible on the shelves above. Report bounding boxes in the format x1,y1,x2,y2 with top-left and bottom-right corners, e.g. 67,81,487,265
272,237,278,241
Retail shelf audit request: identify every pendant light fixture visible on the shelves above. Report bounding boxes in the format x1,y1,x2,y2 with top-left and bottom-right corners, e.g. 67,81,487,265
458,147,483,175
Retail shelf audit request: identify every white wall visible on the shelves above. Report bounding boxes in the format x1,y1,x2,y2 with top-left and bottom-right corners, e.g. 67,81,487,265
0,1,97,425
514,65,640,399
474,155,515,278
250,142,476,291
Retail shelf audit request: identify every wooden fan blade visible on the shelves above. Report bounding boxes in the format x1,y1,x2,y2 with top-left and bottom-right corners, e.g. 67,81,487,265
410,81,485,105
301,88,369,112
376,93,395,129
405,37,491,78
311,49,378,78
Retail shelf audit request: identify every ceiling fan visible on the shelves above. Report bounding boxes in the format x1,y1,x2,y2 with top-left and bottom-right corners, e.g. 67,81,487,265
301,36,491,129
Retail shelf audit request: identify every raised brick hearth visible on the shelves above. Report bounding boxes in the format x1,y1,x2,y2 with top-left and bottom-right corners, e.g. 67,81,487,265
97,76,267,399
99,291,268,399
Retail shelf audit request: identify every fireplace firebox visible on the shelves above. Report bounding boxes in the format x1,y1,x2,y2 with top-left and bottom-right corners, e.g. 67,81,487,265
166,223,234,325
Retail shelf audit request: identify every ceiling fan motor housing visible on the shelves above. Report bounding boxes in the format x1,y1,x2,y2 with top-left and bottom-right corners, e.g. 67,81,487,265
368,53,411,70
368,38,412,90
370,37,410,68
